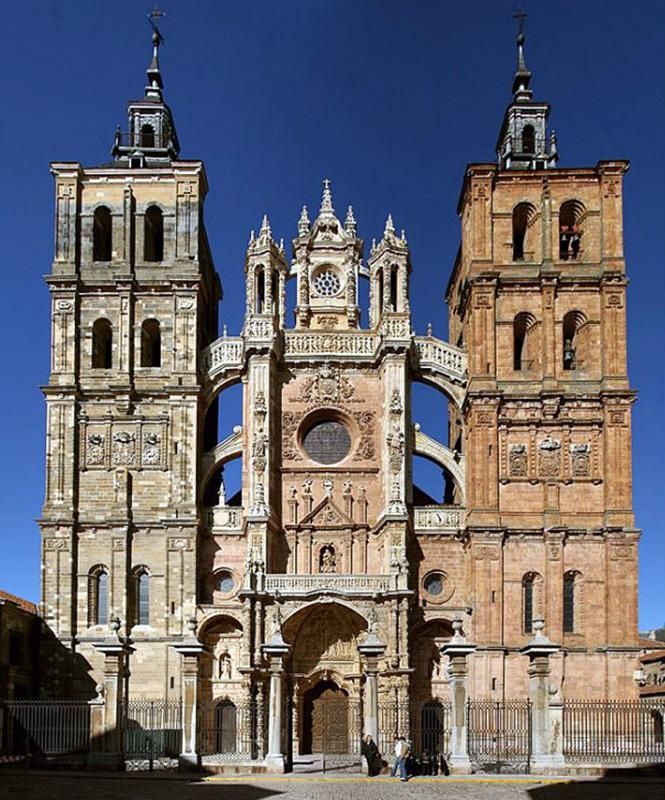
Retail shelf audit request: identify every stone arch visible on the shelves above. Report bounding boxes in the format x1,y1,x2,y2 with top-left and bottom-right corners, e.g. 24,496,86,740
411,618,455,690
412,372,465,414
512,201,537,261
197,614,244,695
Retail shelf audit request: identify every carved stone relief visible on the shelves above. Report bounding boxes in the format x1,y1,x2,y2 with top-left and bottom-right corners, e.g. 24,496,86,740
299,362,355,404
352,411,375,461
509,444,528,477
112,431,136,466
538,435,561,478
570,442,591,478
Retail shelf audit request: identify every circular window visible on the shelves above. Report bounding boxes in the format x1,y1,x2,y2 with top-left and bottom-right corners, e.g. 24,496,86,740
303,420,351,464
217,571,235,594
313,269,341,297
424,572,445,596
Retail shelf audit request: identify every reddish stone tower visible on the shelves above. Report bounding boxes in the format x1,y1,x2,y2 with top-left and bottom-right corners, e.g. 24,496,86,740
446,26,638,698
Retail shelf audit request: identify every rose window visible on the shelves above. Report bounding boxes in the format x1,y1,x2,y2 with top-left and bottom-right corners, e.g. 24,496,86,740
313,269,341,297
303,420,351,464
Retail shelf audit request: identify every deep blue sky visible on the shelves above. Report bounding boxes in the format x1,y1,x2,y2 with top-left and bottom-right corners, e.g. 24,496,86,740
1,1,663,628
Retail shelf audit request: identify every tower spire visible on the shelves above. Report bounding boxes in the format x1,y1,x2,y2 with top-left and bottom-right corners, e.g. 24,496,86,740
145,6,166,99
512,9,532,100
111,7,180,165
319,179,335,217
495,12,558,171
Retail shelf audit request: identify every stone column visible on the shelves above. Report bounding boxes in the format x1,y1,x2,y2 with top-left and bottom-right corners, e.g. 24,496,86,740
89,619,132,768
262,629,290,772
358,629,386,743
520,619,565,773
441,618,476,774
172,619,205,771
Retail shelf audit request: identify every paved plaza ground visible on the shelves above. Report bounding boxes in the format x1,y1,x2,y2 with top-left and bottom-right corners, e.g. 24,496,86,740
0,771,663,800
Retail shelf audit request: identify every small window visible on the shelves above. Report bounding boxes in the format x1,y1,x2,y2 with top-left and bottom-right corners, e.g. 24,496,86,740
140,319,161,367
134,569,150,626
424,572,445,596
522,125,535,154
93,206,112,262
144,206,164,262
563,571,577,633
140,123,155,149
92,319,112,369
523,576,534,633
302,420,351,464
88,566,109,626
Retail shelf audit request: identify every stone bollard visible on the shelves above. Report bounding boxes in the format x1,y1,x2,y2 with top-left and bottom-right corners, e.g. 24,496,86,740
440,618,476,774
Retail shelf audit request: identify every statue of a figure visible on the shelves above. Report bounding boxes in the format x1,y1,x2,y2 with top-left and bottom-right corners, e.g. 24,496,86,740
320,545,336,574
218,649,232,680
367,606,378,635
322,477,334,498
269,605,283,639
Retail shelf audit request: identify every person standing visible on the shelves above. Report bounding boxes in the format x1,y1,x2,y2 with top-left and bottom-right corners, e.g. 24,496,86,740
390,735,409,781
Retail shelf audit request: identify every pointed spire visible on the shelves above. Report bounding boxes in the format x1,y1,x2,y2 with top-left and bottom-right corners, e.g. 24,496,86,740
384,214,395,237
298,205,311,237
344,205,357,235
145,7,166,100
319,178,335,216
258,214,272,243
512,9,532,99
400,229,408,246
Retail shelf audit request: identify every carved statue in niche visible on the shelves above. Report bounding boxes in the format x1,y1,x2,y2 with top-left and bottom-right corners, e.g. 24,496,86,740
217,649,232,680
509,444,528,477
322,477,334,497
386,424,405,472
319,545,337,574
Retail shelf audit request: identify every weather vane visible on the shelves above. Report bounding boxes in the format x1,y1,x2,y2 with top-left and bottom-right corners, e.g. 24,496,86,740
147,5,166,45
513,7,527,36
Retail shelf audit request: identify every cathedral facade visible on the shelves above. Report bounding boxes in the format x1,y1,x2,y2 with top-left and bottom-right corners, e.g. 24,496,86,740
40,26,639,763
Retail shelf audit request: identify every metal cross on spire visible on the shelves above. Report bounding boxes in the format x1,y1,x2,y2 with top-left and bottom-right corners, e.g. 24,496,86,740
147,4,166,45
513,7,527,37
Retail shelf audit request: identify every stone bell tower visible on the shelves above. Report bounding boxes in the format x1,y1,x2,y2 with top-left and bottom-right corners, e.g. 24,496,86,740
41,24,220,695
446,23,639,697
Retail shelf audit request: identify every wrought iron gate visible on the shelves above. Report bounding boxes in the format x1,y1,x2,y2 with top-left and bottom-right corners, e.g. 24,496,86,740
467,699,531,773
121,699,182,770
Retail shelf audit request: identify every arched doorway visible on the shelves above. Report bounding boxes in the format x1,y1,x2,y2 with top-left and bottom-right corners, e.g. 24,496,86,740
302,680,349,754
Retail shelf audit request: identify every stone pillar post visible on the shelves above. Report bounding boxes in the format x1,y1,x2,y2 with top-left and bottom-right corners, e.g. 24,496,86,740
358,631,386,742
520,619,564,773
441,618,476,774
172,618,205,771
89,619,131,768
262,620,290,773
256,681,267,758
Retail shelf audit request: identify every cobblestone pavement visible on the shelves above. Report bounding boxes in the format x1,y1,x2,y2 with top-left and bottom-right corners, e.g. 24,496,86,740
0,772,662,800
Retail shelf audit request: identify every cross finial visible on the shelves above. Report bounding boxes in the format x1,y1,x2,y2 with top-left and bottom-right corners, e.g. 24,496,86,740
513,7,527,37
147,5,166,45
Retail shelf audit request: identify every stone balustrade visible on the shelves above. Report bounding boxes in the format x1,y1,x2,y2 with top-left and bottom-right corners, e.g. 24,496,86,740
263,573,393,596
414,335,467,383
203,505,244,533
200,336,244,378
283,331,380,360
413,505,465,532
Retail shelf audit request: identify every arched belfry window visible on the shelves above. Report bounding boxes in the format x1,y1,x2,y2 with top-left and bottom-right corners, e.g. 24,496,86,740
562,310,586,371
512,202,536,261
521,124,535,154
88,565,109,626
92,319,113,369
140,319,161,367
93,206,112,262
559,200,585,260
132,567,150,626
513,312,536,371
377,270,384,315
563,570,580,633
255,268,266,313
140,123,155,149
144,206,164,262
389,266,399,311
272,269,279,312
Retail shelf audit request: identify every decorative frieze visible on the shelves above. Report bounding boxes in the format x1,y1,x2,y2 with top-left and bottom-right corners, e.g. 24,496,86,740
264,574,391,596
413,506,464,531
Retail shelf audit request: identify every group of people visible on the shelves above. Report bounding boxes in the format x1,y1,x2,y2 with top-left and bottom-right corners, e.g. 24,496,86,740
361,734,450,782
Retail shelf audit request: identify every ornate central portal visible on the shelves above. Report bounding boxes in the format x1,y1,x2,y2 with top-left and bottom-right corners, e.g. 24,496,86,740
302,680,349,754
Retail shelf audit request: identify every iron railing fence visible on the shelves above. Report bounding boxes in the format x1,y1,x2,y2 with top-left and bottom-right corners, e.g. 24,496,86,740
198,699,258,762
1,699,91,759
467,699,532,774
563,699,665,763
377,700,410,758
121,699,182,771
